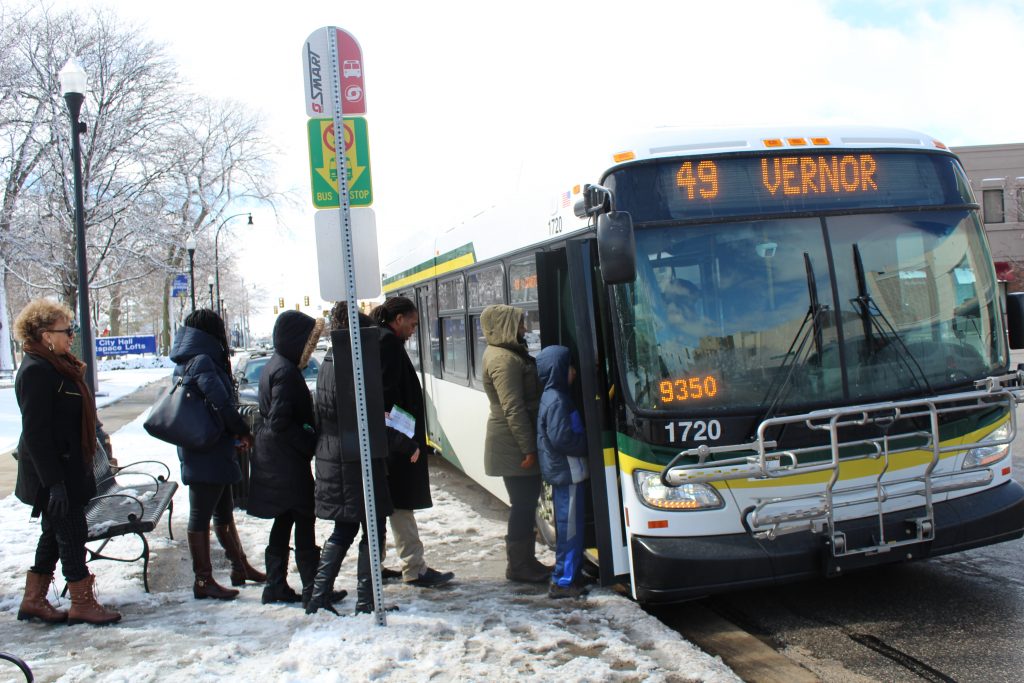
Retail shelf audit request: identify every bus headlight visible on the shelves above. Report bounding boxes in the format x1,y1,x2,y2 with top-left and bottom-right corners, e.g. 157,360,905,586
633,469,724,511
962,423,1012,469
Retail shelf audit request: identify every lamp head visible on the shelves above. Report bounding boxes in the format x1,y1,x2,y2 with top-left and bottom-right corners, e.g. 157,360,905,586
185,235,196,252
59,57,88,96
208,275,215,286
247,213,253,225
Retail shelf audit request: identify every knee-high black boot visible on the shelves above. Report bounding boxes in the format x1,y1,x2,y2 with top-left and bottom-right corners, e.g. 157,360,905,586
295,546,321,609
262,545,300,604
305,540,350,615
354,534,398,614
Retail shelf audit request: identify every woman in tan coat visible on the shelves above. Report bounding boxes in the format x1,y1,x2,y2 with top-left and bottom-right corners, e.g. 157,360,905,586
481,304,549,583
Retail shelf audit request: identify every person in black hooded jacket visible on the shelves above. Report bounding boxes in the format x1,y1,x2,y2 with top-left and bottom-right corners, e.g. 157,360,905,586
247,309,324,605
306,302,396,615
169,309,263,601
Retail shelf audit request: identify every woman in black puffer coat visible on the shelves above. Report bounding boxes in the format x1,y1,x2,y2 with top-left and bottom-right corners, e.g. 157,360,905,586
247,309,324,605
305,302,394,615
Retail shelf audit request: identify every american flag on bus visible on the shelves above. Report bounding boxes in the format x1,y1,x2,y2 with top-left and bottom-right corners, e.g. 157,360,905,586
560,191,571,208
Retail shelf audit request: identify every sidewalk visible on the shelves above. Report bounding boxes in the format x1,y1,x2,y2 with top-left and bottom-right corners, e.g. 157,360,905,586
0,378,169,498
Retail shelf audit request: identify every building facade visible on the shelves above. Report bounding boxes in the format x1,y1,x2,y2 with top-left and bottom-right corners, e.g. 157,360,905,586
952,143,1024,282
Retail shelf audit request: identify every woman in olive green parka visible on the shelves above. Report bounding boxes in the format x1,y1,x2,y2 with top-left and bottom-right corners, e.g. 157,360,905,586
481,304,550,583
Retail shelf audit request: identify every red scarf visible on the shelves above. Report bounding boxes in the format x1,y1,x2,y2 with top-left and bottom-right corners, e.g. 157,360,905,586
23,339,97,467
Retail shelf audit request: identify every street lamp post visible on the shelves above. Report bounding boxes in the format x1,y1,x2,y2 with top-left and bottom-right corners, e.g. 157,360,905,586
59,57,95,395
208,275,215,310
185,235,197,312
214,213,253,317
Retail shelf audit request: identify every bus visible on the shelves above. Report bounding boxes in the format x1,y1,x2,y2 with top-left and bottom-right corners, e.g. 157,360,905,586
381,126,1024,603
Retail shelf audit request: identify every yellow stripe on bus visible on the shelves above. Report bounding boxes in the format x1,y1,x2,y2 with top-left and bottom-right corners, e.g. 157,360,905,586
382,253,476,293
613,416,1008,488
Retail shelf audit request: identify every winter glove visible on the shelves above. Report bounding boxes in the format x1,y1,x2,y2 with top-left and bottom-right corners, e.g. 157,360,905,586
47,481,69,518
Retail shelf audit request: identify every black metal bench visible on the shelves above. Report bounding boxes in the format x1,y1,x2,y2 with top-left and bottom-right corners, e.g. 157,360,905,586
76,439,178,593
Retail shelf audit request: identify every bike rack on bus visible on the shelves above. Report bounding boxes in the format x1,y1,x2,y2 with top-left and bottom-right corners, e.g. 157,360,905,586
660,372,1024,559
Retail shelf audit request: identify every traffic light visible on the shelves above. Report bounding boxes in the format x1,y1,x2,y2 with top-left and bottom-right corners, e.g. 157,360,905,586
304,295,310,306
273,305,278,314
295,303,300,311
278,297,284,308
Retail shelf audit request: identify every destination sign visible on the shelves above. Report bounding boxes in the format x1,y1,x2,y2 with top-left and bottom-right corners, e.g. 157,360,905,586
606,152,972,223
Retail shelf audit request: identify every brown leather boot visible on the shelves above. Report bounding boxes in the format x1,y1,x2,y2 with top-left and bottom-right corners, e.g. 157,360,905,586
17,570,68,623
214,522,266,586
67,574,121,625
188,530,239,600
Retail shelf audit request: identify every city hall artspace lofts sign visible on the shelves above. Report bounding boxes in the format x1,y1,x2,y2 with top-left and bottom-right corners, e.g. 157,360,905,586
95,335,157,357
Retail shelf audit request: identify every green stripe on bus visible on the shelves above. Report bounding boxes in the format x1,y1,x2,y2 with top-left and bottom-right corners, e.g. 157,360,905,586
383,243,476,292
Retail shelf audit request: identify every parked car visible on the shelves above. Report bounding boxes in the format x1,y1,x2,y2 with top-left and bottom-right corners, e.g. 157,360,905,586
234,350,321,404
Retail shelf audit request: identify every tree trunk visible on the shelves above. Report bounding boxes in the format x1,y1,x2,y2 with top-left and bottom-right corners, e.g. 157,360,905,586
0,262,15,378
108,287,122,336
160,274,172,355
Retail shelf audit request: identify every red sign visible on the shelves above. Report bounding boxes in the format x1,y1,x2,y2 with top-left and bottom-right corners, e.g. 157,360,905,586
336,29,365,116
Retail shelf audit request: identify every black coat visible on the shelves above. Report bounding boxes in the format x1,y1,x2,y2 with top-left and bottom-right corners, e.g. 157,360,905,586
247,311,318,519
379,326,432,510
15,354,97,511
169,326,250,486
313,349,393,522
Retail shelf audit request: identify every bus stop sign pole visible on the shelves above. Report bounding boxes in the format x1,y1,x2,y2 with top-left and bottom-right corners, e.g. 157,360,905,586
325,26,386,626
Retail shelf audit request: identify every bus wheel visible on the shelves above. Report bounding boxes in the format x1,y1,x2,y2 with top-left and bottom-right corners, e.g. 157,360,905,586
535,483,556,549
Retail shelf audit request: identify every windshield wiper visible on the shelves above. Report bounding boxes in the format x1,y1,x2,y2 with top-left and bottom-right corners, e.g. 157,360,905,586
851,244,933,394
760,252,827,420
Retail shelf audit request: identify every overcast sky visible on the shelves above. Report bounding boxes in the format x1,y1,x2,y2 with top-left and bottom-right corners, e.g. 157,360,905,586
43,0,1024,336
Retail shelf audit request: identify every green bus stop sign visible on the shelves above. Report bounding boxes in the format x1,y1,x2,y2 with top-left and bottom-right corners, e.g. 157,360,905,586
307,116,372,208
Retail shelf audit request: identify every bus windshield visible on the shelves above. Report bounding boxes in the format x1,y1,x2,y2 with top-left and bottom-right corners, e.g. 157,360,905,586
614,210,1006,413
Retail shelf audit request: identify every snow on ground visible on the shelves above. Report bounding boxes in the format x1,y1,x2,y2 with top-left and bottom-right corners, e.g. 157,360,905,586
0,364,739,682
0,356,173,454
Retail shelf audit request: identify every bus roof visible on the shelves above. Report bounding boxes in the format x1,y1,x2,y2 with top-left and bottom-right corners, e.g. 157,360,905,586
604,125,948,168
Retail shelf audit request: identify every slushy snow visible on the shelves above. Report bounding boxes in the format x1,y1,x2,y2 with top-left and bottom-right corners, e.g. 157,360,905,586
0,361,739,682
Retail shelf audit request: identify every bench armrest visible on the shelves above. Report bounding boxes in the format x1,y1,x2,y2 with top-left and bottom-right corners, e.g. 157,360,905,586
113,459,172,482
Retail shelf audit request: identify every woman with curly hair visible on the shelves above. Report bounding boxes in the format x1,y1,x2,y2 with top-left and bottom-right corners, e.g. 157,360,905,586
13,298,120,625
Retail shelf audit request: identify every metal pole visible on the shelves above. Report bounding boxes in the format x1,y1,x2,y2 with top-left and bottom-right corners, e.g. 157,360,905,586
328,26,385,626
64,91,95,395
188,249,196,312
209,283,214,309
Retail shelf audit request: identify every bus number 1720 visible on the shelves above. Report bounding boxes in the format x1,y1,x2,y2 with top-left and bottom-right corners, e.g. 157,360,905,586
664,420,721,443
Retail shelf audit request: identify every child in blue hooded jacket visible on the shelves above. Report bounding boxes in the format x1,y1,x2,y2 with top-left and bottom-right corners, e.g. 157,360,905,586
536,345,589,599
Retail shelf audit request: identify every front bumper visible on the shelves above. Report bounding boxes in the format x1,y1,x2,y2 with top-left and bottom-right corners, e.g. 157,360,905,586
631,480,1024,604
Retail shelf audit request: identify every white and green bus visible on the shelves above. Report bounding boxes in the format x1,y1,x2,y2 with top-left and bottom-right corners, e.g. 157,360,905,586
382,126,1024,603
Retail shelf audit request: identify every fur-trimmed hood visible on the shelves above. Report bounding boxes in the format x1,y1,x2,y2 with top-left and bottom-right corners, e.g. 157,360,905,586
272,310,324,369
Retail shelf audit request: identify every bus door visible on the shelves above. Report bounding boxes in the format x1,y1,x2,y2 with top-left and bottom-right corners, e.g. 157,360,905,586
536,240,629,587
415,283,441,449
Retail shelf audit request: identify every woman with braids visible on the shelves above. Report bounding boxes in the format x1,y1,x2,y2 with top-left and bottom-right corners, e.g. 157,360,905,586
13,299,120,625
372,296,454,588
169,308,262,600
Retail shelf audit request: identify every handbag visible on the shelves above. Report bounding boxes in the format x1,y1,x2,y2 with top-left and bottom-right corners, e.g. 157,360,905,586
144,359,225,450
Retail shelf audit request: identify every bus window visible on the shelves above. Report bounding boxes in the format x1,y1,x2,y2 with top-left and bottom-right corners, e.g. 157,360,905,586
472,316,486,380
521,308,542,356
442,316,468,378
509,257,538,305
468,264,506,308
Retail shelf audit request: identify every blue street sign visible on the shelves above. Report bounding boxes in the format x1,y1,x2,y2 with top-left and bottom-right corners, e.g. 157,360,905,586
171,273,189,297
96,335,157,357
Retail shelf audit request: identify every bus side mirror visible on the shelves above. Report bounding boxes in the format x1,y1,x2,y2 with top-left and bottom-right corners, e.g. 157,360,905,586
597,211,636,285
1007,292,1024,349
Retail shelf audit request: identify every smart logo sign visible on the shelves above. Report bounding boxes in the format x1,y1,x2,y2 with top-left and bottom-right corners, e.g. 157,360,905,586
307,117,372,208
302,28,366,117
